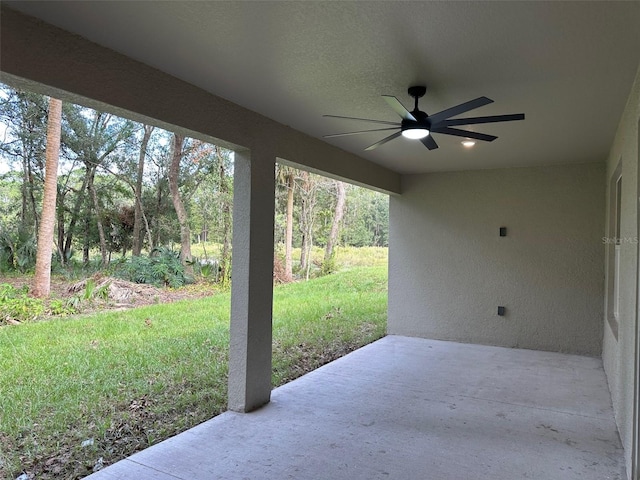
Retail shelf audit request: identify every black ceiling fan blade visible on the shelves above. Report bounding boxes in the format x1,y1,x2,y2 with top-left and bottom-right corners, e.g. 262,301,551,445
427,97,494,125
421,135,439,150
382,95,417,121
323,115,401,126
364,131,403,151
431,126,497,142
323,127,400,139
439,113,525,127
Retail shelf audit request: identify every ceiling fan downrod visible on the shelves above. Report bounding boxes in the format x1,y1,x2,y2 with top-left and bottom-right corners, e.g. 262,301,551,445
407,85,427,113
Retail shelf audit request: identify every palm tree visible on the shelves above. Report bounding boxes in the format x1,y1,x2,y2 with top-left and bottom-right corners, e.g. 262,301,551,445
32,98,62,297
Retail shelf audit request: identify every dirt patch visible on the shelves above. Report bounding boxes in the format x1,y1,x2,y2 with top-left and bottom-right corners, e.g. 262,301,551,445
1,274,217,317
68,276,165,307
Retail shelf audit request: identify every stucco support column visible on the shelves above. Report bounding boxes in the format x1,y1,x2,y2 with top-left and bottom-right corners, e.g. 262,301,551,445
228,149,276,413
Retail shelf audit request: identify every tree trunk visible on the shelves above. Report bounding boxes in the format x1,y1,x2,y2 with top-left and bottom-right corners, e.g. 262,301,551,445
324,180,346,262
298,170,317,278
83,213,90,264
218,148,232,285
21,156,28,225
133,125,154,256
155,167,163,247
299,174,309,273
32,98,62,298
56,187,66,265
142,207,154,252
168,133,194,277
63,172,89,261
284,172,294,281
87,168,108,266
26,157,39,234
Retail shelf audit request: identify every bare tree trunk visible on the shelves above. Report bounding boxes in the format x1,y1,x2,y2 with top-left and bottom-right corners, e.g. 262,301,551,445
324,180,346,263
87,168,108,266
300,236,308,273
218,148,232,285
304,230,313,281
82,213,90,264
133,125,154,256
142,208,154,252
21,156,28,224
219,195,231,284
168,133,194,277
284,172,294,281
63,173,89,261
56,188,66,265
155,167,163,247
299,180,309,272
32,98,62,298
298,171,317,277
26,158,39,233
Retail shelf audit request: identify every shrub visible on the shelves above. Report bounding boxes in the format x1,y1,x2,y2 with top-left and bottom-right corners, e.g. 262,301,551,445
117,246,186,288
320,253,338,276
47,298,76,316
197,258,220,282
0,283,77,326
0,283,44,325
0,230,37,273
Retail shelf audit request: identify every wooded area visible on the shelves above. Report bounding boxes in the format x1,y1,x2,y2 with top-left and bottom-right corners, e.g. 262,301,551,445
0,85,389,291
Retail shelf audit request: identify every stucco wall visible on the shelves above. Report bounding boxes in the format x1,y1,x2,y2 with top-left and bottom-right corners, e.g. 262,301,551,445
388,162,605,356
602,65,640,478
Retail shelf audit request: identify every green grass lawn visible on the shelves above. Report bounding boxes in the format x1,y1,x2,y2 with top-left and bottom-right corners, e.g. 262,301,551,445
284,245,388,269
192,242,388,269
0,266,387,479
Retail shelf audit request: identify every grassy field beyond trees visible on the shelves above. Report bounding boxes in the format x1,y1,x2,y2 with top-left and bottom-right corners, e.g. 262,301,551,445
0,266,388,479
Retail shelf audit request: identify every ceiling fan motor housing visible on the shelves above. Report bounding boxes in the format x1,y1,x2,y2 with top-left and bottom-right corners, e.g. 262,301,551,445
408,86,427,99
401,110,430,134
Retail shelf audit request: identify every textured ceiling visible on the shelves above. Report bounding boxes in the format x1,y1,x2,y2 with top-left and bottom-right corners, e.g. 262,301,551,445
6,1,640,174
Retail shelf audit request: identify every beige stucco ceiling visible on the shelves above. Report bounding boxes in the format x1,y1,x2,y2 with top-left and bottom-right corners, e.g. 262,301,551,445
5,1,640,174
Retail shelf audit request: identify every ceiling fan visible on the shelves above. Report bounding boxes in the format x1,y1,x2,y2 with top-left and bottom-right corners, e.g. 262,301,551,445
323,86,525,151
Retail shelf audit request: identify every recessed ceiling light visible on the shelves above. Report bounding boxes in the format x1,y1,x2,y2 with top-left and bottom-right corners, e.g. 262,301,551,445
461,140,476,148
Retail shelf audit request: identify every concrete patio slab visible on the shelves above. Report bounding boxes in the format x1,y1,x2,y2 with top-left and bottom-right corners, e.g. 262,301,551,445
87,335,625,479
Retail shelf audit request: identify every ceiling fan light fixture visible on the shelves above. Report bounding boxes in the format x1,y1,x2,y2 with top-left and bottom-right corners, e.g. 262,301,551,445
401,128,430,140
